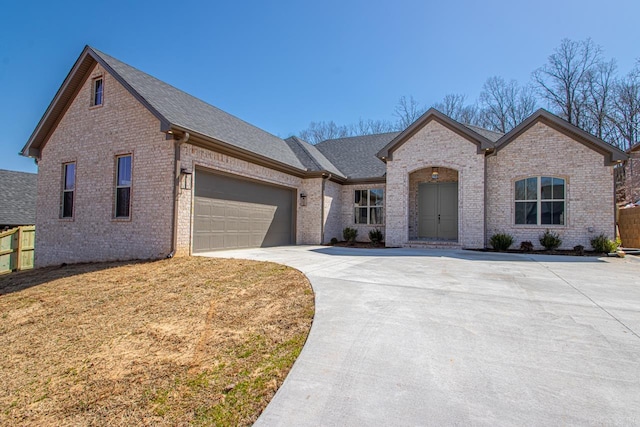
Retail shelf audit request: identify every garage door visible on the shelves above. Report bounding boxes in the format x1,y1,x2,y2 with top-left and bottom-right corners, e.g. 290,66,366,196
193,170,295,252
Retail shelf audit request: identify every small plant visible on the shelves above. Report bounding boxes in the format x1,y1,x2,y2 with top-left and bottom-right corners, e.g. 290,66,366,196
520,241,534,252
573,245,585,256
342,227,358,245
590,234,619,254
330,237,338,245
489,233,514,251
369,229,384,246
539,229,562,251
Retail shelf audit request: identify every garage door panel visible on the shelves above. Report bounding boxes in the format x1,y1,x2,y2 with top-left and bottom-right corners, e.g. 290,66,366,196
193,171,294,252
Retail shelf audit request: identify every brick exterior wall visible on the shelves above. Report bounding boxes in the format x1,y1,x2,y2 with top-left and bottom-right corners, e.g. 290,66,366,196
623,150,640,203
486,122,615,249
35,63,174,266
323,180,343,243
175,145,326,253
339,183,386,242
385,120,485,248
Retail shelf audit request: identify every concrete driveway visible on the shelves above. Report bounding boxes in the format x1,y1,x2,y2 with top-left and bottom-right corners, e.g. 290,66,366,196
200,246,640,426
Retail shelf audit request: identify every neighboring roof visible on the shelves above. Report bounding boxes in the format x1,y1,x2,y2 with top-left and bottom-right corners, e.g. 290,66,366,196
377,109,495,160
628,142,640,153
284,137,345,178
22,46,307,172
495,109,628,166
316,132,400,180
0,169,37,226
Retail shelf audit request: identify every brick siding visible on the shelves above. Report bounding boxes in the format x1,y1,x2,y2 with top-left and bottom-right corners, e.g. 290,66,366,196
385,120,485,248
486,122,615,249
35,64,175,267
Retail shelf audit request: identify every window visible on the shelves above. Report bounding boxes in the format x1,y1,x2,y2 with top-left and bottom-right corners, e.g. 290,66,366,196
354,189,384,225
515,177,565,225
91,77,103,106
115,155,132,218
61,162,75,218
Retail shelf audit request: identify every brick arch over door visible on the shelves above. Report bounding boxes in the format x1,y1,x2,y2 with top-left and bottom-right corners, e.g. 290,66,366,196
408,167,459,240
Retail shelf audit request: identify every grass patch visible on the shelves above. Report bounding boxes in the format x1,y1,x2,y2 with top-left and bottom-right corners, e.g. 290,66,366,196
0,257,314,426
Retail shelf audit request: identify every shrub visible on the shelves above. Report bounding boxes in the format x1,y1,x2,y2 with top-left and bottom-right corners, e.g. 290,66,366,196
539,230,562,250
573,245,585,256
342,227,358,245
590,234,619,253
330,237,338,245
489,233,514,251
520,241,534,252
369,229,384,245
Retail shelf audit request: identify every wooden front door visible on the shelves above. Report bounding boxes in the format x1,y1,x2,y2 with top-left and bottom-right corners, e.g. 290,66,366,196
418,182,458,240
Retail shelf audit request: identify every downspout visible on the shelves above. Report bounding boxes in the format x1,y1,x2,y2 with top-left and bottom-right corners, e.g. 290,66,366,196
320,173,332,244
168,131,190,258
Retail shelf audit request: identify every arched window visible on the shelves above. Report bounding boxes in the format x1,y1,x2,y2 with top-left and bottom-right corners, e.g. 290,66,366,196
515,177,565,225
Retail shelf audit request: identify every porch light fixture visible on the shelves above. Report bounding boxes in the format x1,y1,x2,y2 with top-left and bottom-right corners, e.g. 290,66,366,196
431,167,439,180
180,167,193,190
300,191,307,206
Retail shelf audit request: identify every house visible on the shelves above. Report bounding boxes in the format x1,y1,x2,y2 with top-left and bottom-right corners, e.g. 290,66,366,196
20,46,627,267
622,143,640,204
0,169,37,230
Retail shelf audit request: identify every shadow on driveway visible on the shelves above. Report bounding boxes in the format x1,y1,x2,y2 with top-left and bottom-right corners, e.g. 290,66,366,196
310,246,609,263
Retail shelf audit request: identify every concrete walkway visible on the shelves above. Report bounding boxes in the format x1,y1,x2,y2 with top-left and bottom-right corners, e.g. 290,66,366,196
200,246,640,426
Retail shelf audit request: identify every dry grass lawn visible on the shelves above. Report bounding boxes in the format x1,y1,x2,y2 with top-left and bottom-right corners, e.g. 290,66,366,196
0,257,314,426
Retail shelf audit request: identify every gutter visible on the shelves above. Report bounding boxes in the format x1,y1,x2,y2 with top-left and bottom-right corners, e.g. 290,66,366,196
168,131,190,258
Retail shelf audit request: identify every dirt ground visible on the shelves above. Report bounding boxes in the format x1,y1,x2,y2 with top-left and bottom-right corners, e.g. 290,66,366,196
0,257,314,426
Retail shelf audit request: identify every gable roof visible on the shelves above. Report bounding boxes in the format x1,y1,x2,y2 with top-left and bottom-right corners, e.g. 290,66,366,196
377,108,495,160
316,132,400,180
0,169,37,227
495,109,628,166
21,46,308,172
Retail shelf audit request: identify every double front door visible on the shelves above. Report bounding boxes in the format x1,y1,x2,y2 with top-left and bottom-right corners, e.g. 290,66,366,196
418,182,458,240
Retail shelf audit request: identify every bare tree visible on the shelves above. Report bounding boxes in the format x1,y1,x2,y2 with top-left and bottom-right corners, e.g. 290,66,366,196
350,118,398,135
610,64,640,151
532,38,602,126
394,95,427,129
478,77,537,132
432,93,467,118
432,93,483,126
583,59,617,140
298,121,351,144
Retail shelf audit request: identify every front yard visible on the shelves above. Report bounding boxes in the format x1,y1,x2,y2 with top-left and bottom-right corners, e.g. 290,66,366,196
0,257,314,426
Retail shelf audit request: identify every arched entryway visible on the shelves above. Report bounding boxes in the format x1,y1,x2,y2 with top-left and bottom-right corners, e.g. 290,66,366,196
409,167,459,241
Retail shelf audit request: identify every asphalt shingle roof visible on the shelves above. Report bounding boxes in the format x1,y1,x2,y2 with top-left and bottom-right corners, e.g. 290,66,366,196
463,124,503,142
91,48,307,171
284,137,345,177
315,132,400,179
0,169,37,227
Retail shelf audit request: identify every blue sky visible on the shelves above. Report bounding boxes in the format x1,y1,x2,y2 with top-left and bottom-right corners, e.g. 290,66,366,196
1,0,638,173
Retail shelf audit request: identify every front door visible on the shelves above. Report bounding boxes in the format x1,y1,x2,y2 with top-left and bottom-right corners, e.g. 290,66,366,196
418,182,458,240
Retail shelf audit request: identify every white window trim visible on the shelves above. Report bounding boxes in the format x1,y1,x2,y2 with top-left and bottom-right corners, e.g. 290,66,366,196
354,189,384,225
514,176,566,226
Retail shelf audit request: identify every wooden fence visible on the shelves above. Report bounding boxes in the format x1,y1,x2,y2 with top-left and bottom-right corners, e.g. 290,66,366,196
618,207,640,249
0,226,35,274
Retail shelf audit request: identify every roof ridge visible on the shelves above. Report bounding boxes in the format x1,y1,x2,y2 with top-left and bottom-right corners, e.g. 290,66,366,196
317,131,401,145
89,47,287,143
285,136,323,170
